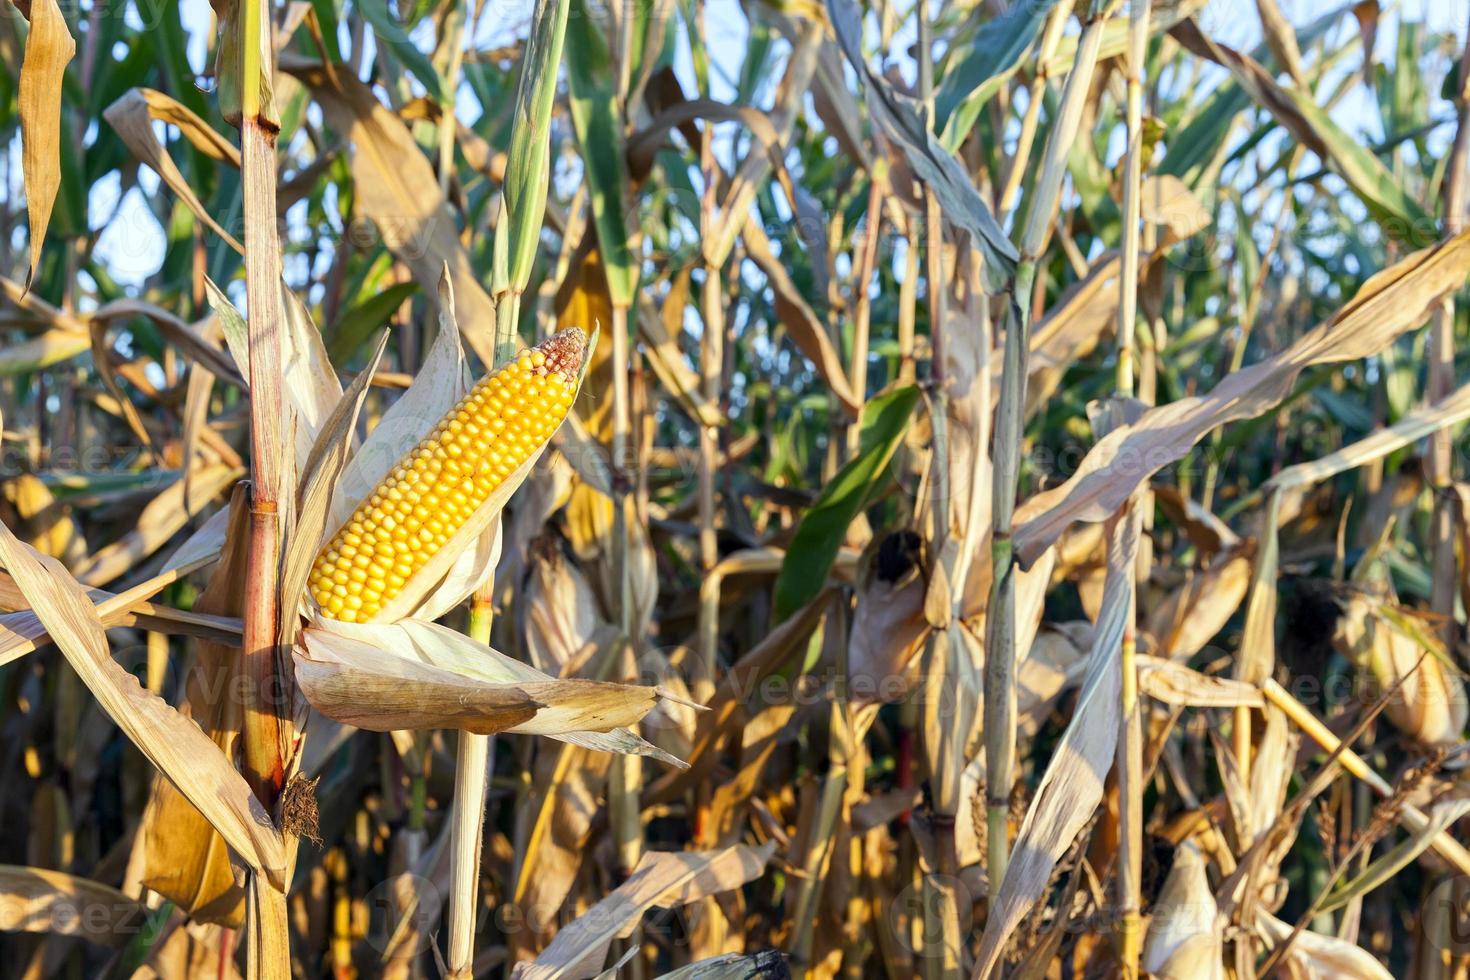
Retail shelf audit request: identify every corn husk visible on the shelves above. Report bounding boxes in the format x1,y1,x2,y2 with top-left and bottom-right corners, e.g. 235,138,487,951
295,618,685,763
1333,591,1469,747
1141,842,1224,980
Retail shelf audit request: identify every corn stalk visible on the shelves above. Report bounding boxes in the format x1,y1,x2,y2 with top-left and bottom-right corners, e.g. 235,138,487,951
234,0,292,976
1113,2,1150,975
985,0,1113,898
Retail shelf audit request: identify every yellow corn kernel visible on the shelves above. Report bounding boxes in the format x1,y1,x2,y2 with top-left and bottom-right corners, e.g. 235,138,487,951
310,328,586,622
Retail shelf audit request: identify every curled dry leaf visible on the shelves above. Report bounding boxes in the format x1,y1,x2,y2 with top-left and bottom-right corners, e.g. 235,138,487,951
1136,655,1264,708
105,90,243,254
848,532,929,699
1144,546,1253,661
741,217,861,416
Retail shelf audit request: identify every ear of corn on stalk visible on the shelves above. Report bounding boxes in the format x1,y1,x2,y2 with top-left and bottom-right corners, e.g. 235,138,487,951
309,328,587,623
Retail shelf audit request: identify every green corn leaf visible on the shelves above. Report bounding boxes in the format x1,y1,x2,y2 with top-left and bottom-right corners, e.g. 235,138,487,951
328,280,420,363
357,0,444,102
492,0,573,301
774,386,920,621
935,0,1059,150
566,0,638,309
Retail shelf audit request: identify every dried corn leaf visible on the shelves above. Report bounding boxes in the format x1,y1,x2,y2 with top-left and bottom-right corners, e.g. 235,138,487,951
0,865,143,946
512,843,775,980
828,0,1017,292
974,502,1142,977
18,0,76,283
140,491,251,927
0,511,284,886
741,218,860,416
1015,231,1470,565
104,90,243,254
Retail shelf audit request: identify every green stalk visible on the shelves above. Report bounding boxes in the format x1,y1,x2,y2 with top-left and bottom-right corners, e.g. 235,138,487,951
984,2,1113,901
446,592,495,979
1114,2,1150,976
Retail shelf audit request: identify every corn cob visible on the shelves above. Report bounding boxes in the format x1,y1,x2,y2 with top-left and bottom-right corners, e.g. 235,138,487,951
309,328,587,622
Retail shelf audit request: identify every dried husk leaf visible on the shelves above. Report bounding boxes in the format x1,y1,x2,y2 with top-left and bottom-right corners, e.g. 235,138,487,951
132,920,242,980
514,744,611,943
317,308,595,623
295,618,682,763
1332,593,1469,747
563,484,658,638
1253,910,1393,980
922,621,983,817
1141,842,1224,980
206,275,344,474
651,953,789,979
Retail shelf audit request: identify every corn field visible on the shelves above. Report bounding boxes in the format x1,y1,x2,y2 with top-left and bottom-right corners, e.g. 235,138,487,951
3,0,1470,976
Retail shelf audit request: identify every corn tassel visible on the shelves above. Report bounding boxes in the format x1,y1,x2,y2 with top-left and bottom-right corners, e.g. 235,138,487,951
309,328,587,622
